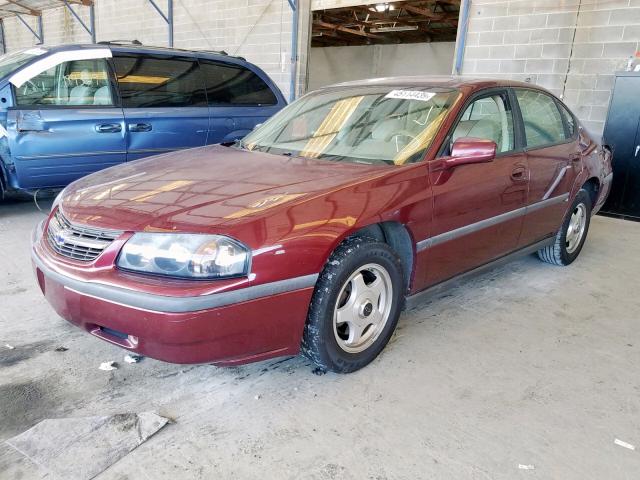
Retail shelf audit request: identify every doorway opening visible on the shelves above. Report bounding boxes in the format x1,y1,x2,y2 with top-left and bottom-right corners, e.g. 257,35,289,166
308,1,460,91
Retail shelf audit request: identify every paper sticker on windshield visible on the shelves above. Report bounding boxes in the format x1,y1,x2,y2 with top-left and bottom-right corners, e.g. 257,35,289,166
385,90,436,102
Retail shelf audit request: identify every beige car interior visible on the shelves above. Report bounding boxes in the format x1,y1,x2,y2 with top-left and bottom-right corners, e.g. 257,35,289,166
451,95,513,153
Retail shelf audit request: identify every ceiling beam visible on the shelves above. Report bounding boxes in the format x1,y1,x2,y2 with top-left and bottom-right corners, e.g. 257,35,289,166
351,6,419,28
402,4,454,22
313,19,383,39
4,0,40,16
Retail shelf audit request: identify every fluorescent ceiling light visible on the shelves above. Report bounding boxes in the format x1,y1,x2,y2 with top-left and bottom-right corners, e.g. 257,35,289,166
371,25,419,32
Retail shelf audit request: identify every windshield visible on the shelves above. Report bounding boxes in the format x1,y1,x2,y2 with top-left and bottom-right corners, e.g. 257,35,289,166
242,86,460,165
0,47,47,80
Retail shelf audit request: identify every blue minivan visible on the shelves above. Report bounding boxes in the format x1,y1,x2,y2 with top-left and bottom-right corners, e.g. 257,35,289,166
0,43,286,198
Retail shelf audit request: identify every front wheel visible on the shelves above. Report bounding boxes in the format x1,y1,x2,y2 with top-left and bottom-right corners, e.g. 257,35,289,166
301,237,404,373
537,188,592,266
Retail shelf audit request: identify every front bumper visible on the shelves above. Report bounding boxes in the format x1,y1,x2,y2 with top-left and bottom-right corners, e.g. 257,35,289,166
32,222,316,365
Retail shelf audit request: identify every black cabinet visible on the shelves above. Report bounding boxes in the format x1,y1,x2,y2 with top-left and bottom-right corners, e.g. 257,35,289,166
601,72,640,219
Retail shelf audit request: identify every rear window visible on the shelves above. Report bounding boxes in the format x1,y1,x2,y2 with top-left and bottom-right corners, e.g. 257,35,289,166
199,60,277,106
515,89,567,148
113,54,206,108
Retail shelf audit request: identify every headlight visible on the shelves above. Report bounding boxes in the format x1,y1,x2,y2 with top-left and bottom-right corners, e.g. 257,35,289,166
116,233,250,279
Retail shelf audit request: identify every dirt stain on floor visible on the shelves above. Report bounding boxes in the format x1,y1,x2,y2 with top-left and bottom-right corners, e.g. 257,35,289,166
0,341,54,368
0,377,59,439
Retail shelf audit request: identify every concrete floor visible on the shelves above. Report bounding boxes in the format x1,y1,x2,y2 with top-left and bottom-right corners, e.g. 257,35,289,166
1,196,640,480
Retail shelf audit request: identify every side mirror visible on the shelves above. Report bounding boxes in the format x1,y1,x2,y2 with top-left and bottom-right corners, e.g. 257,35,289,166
444,137,497,168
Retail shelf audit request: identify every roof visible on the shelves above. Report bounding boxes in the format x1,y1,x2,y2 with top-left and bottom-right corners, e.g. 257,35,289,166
322,75,544,91
312,1,459,47
32,42,246,63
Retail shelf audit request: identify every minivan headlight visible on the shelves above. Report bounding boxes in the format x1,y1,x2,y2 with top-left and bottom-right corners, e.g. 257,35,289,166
117,233,250,279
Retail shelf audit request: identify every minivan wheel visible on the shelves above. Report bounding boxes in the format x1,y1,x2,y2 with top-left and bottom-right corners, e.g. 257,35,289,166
301,236,404,373
537,188,592,266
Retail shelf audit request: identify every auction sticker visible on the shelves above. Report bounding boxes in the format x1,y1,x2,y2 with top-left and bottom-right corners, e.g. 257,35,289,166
385,90,436,102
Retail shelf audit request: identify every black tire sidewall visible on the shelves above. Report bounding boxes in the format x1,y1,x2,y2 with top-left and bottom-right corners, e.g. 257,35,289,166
303,237,404,373
559,189,592,265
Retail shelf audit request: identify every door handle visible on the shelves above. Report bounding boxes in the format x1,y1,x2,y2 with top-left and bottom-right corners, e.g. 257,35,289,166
635,145,639,157
511,166,527,182
95,123,122,133
128,123,152,132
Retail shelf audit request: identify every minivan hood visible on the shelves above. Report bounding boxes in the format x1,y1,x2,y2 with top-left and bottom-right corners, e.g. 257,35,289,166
60,145,388,232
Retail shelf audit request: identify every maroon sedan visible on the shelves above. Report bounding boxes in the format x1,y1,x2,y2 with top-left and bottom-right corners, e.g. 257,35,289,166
32,78,612,373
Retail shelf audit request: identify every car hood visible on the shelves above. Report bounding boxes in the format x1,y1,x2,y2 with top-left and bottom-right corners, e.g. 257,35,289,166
59,145,389,232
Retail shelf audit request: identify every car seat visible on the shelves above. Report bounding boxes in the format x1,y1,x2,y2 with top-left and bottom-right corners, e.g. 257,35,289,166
69,69,96,105
93,86,112,105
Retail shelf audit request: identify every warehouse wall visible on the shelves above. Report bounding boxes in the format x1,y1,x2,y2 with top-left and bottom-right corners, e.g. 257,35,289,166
461,0,640,137
0,0,309,100
308,42,456,90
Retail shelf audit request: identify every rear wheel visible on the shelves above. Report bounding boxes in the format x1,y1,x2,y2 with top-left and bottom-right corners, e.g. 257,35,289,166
537,188,592,266
301,236,404,373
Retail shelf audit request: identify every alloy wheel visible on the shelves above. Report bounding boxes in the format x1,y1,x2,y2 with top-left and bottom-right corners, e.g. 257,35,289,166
566,203,587,254
333,263,393,354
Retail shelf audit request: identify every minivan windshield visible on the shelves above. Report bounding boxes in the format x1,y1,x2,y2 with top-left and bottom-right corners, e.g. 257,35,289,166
0,47,47,80
241,86,460,165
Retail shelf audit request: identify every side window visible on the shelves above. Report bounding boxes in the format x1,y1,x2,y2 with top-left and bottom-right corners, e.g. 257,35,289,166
559,103,576,137
199,60,278,106
113,54,206,108
14,58,114,107
451,93,515,153
515,89,566,148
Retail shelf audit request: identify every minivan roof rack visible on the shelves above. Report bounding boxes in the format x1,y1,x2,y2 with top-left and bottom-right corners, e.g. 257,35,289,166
93,42,245,61
98,40,143,45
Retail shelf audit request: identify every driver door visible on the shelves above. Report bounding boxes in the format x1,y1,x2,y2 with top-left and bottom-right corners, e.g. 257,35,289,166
6,54,125,189
418,89,529,288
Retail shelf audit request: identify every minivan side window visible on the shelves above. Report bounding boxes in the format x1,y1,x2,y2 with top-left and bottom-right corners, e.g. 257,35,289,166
515,89,566,148
113,54,206,108
199,60,277,106
14,58,115,107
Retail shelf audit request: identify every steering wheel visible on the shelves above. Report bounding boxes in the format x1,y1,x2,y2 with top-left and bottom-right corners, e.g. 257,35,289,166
385,129,418,152
21,80,39,97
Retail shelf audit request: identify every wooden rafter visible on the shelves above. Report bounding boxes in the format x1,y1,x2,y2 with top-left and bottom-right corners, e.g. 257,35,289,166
313,19,383,39
3,0,40,15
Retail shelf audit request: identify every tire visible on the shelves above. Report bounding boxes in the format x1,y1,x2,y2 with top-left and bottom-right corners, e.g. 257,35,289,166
537,188,592,266
301,236,404,373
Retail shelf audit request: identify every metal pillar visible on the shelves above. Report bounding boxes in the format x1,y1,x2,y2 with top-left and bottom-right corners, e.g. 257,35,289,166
15,13,43,44
454,0,471,75
62,0,96,43
0,19,6,54
287,0,298,102
148,0,174,47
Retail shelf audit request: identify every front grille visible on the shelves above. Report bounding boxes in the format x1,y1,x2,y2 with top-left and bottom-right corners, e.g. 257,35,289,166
47,210,122,262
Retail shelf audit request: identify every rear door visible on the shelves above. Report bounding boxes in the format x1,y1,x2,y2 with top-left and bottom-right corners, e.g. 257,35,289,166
513,88,578,246
420,89,528,288
199,59,282,144
7,51,125,189
112,52,209,161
